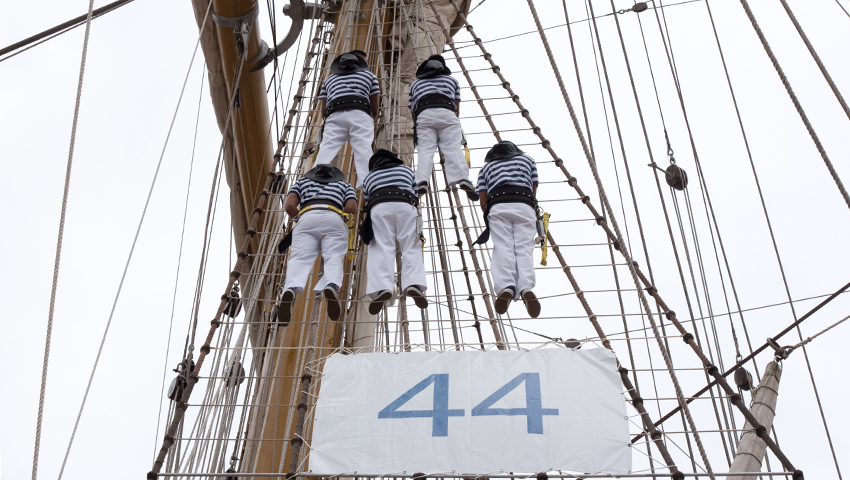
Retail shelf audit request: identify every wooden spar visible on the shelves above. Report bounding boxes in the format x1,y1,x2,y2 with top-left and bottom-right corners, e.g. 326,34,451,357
728,361,782,479
189,0,275,282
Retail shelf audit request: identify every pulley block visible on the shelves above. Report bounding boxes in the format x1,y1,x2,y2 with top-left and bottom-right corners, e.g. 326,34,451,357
564,338,582,349
218,467,238,480
225,360,246,388
734,366,754,391
665,164,688,191
167,376,187,402
223,284,242,318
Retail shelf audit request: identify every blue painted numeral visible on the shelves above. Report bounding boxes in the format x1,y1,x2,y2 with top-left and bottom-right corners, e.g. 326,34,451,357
471,372,559,434
378,374,465,436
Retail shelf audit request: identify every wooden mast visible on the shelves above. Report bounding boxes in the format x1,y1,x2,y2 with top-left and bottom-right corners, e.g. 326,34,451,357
728,361,783,479
189,0,469,474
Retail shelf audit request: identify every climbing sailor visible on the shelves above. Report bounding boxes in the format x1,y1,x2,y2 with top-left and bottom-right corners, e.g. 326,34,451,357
314,50,381,189
276,164,357,324
474,141,541,318
359,149,428,314
409,54,474,197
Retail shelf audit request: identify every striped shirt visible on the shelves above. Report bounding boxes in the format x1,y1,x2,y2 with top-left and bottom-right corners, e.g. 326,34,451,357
475,153,539,194
408,74,461,112
319,70,380,103
363,165,416,202
289,178,356,208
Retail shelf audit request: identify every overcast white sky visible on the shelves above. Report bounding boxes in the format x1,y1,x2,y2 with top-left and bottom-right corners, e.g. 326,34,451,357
2,0,850,479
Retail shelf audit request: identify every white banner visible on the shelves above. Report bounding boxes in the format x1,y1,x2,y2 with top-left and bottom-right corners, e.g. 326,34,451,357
309,348,631,475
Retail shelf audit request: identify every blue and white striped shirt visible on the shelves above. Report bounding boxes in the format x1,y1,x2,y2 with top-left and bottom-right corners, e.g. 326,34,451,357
289,178,356,208
475,153,539,194
319,70,380,103
408,74,461,112
363,165,416,202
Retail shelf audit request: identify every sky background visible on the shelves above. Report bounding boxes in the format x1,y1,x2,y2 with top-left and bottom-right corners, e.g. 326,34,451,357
2,0,850,479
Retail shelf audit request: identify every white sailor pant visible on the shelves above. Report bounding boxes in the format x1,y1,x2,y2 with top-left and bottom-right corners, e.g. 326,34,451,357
366,203,427,296
414,108,468,187
314,109,374,189
488,203,536,297
282,210,349,294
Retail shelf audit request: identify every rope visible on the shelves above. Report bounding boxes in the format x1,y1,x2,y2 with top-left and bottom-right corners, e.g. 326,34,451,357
153,66,207,462
778,0,850,123
55,1,212,475
833,0,850,19
0,0,137,63
729,2,846,475
524,0,715,476
780,314,850,358
31,1,95,478
738,0,850,210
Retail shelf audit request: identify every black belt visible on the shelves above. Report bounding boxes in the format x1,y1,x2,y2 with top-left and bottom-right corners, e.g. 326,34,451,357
326,95,371,118
367,187,419,208
413,93,456,117
358,187,419,245
473,185,537,245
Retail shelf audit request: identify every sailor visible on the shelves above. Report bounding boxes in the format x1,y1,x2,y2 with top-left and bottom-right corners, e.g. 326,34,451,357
408,54,474,197
276,164,357,324
359,149,428,314
314,50,380,189
474,141,541,318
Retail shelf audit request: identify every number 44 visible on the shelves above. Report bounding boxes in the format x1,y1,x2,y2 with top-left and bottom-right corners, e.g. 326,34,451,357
378,373,558,436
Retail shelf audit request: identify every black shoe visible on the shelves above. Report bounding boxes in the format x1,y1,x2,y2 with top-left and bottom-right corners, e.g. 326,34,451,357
521,289,541,318
369,290,393,315
494,286,515,314
416,181,428,198
276,288,296,326
458,179,477,200
405,285,428,309
323,284,342,320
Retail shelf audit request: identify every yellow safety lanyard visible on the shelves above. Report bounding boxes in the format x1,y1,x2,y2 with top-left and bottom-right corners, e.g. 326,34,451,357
298,204,356,260
540,212,550,266
461,129,471,167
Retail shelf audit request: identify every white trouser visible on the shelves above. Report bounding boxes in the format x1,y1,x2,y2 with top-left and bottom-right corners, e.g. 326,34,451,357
282,210,349,294
488,203,536,297
366,203,427,296
314,109,374,189
414,108,469,187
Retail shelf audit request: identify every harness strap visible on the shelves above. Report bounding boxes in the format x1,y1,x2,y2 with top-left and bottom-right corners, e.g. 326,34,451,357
278,202,355,259
368,186,419,208
413,93,456,117
326,94,371,118
359,187,419,245
473,185,537,245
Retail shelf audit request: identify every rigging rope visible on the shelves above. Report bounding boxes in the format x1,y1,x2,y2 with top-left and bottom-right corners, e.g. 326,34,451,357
55,1,213,476
738,0,850,210
780,314,850,357
711,1,846,475
527,0,715,476
777,0,850,124
32,1,96,479
153,66,207,462
0,0,137,62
